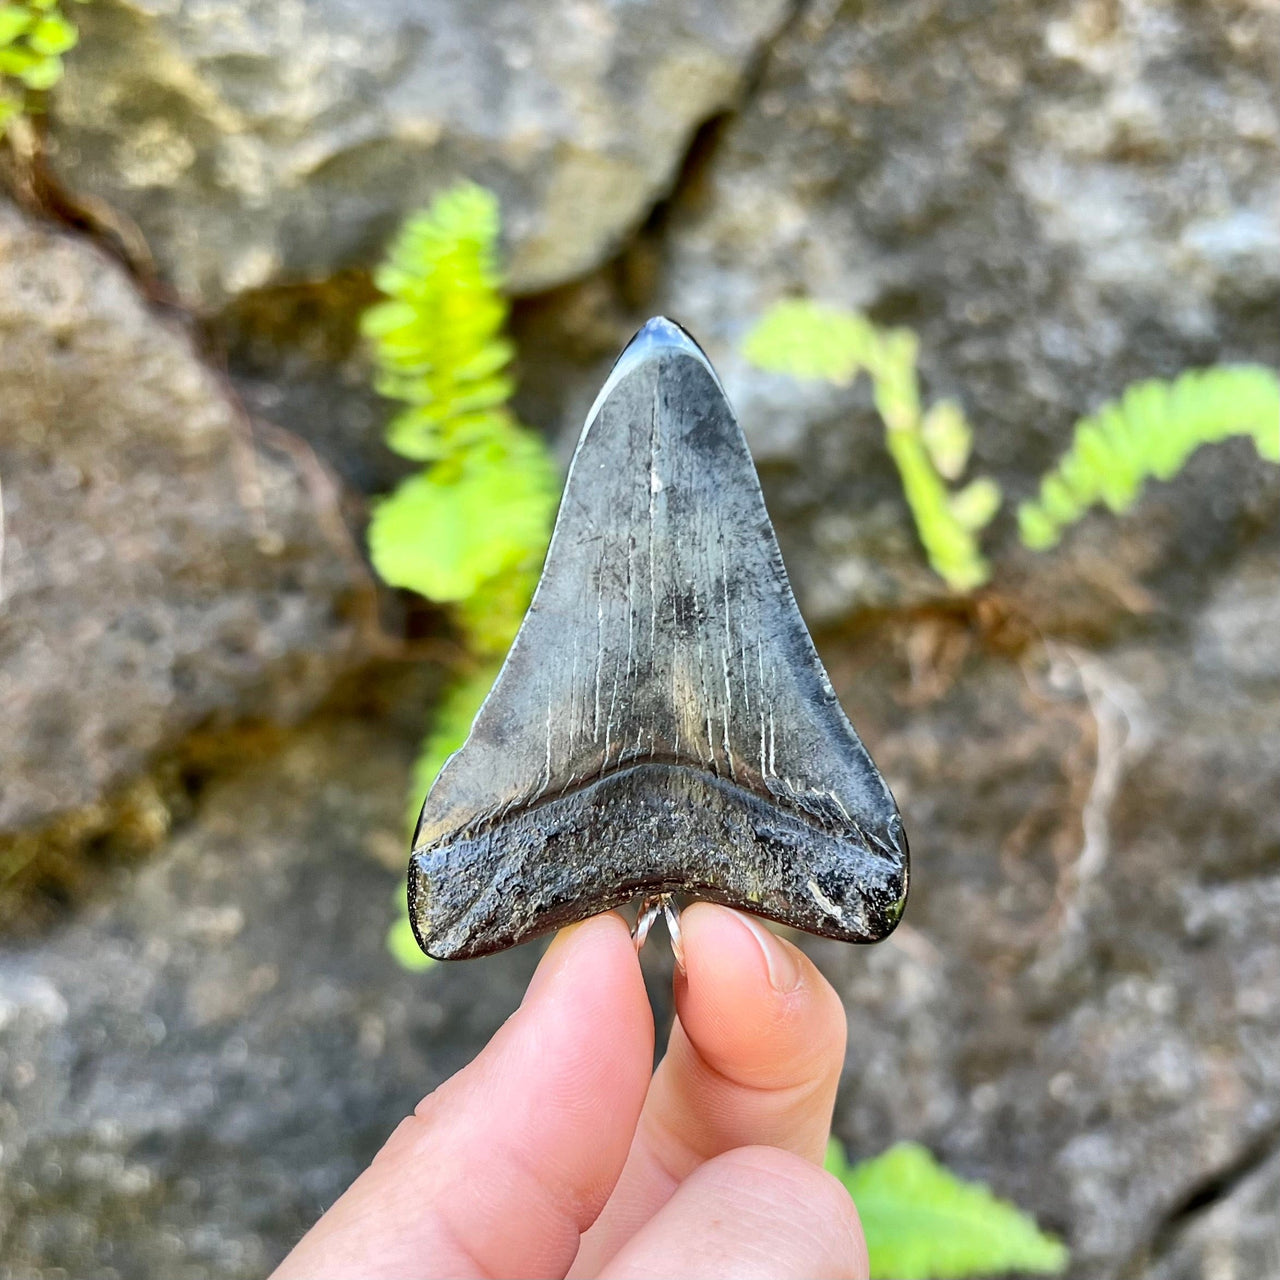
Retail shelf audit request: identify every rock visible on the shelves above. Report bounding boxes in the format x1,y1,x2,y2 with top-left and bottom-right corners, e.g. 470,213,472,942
1146,1146,1280,1280
0,705,546,1279
810,544,1280,1276
47,0,791,307
4,2,1279,1275
0,204,361,836
4,552,1279,1277
213,274,406,498
652,0,1280,622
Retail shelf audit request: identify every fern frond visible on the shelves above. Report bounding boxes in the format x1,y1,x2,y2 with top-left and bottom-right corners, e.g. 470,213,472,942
360,184,515,463
884,427,991,592
363,182,558,615
1019,365,1280,549
368,425,557,604
826,1139,1069,1279
744,299,999,593
0,0,81,136
363,183,560,970
742,299,877,385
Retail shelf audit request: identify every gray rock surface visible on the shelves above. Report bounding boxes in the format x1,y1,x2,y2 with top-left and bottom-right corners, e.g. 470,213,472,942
652,0,1280,622
1147,1145,1280,1280
0,704,548,1279
47,0,791,307
0,204,361,835
4,546,1279,1278
3,0,1279,1276
812,542,1280,1277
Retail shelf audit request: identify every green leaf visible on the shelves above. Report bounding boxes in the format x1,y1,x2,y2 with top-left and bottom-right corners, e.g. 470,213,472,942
0,7,34,45
358,297,418,339
1019,365,1280,550
28,12,76,54
826,1140,1069,1279
16,50,60,88
921,399,973,481
383,402,517,463
743,299,876,386
368,431,556,603
0,41,39,72
948,477,1001,532
1017,502,1058,551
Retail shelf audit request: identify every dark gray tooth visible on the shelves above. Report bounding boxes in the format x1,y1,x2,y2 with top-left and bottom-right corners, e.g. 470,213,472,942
409,316,908,960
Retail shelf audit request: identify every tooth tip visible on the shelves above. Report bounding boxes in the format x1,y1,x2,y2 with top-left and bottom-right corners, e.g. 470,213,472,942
627,315,702,359
586,316,723,427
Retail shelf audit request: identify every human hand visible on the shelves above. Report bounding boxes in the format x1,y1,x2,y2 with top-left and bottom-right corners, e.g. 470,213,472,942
271,905,867,1279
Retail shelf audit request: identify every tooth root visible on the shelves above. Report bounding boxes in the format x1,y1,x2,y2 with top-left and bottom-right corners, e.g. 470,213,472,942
410,317,909,960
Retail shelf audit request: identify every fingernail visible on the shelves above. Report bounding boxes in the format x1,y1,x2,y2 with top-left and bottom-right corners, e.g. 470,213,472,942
737,912,804,993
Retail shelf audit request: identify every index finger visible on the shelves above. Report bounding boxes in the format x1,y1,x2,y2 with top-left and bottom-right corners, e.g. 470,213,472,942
272,912,654,1280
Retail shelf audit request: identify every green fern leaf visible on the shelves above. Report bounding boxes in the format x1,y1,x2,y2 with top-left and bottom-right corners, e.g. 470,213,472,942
743,298,877,386
921,400,973,481
949,477,1001,532
1019,365,1280,549
0,8,35,44
0,41,38,73
28,11,75,53
363,183,561,971
15,48,58,86
383,403,518,464
0,0,81,136
360,183,514,463
368,427,557,603
826,1140,1068,1279
744,299,1000,594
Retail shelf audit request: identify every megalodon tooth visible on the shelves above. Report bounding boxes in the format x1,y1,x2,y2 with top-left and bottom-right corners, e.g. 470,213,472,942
409,317,909,961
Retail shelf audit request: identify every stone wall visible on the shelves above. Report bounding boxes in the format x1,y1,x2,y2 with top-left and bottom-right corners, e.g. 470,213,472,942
1,0,1277,1274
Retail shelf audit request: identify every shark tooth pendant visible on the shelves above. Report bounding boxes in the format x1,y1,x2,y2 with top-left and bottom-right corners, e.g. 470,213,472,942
408,317,909,961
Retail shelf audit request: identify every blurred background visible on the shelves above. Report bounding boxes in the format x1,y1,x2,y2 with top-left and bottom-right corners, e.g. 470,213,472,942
1,0,1278,1276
